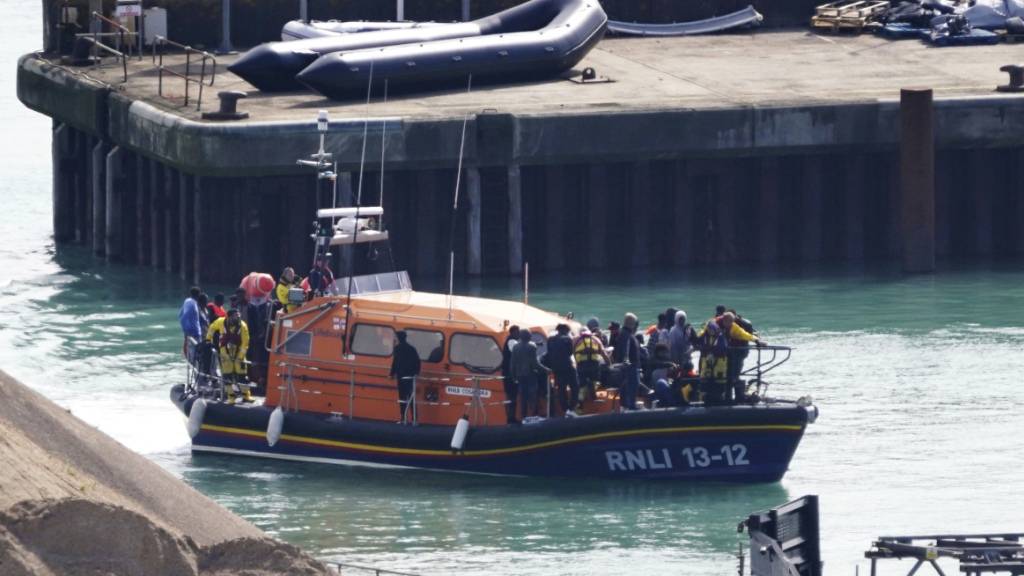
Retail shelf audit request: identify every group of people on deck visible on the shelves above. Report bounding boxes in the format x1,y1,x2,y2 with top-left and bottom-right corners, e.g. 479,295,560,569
498,305,765,424
176,258,339,404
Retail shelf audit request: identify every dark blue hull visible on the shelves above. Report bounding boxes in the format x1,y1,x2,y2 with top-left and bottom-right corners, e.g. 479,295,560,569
172,385,809,482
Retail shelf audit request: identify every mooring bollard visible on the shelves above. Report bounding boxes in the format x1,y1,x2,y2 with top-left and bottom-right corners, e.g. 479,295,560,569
201,91,249,120
997,64,1024,93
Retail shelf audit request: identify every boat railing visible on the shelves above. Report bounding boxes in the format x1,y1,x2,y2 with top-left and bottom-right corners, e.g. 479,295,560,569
183,338,254,401
273,359,507,425
150,35,217,111
737,344,792,397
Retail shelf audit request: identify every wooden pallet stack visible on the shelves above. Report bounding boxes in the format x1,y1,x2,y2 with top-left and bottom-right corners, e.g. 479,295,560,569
811,0,891,33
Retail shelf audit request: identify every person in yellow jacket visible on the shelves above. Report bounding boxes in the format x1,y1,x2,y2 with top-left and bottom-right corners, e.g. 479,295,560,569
697,312,762,404
572,328,610,412
275,267,300,314
207,309,251,404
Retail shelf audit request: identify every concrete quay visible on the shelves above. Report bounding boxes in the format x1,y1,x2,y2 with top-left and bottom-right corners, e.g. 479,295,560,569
18,31,1024,283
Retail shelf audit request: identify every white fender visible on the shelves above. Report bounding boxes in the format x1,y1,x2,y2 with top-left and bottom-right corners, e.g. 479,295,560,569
450,415,470,452
267,406,285,447
186,398,207,439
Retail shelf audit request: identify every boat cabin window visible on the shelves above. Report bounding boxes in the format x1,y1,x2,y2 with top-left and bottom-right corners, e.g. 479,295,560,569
283,330,313,356
449,333,502,373
350,324,395,357
404,329,445,363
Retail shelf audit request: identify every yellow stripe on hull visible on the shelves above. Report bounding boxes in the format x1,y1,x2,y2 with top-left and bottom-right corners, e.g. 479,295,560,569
200,423,803,458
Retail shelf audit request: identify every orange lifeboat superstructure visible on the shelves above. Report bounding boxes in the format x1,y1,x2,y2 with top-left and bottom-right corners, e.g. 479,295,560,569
264,273,612,426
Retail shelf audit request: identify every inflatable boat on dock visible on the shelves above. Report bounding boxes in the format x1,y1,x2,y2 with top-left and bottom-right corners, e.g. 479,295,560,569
229,0,607,96
170,112,817,482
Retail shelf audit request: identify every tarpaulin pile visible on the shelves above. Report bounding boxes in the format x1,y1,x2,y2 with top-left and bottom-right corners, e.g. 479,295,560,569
878,0,1024,44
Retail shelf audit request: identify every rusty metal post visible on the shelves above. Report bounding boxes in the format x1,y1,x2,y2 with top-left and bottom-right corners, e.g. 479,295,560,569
900,88,936,273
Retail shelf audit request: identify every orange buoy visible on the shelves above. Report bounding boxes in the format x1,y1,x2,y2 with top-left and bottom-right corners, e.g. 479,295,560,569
240,272,275,301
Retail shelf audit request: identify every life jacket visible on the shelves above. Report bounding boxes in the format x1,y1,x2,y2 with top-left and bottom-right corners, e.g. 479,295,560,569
700,355,728,383
574,335,603,365
221,323,243,349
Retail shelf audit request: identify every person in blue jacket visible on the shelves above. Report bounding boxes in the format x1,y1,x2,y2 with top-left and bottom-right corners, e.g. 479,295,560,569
178,286,203,361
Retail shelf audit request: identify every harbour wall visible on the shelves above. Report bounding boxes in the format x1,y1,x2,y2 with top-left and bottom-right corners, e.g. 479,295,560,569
20,52,1024,284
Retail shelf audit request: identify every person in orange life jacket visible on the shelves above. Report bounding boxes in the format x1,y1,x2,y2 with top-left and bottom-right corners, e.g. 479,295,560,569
390,330,421,424
573,327,610,411
546,324,579,417
207,292,227,321
207,309,251,404
500,325,521,424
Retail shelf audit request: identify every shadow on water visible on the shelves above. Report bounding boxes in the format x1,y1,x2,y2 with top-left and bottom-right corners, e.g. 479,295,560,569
184,452,787,556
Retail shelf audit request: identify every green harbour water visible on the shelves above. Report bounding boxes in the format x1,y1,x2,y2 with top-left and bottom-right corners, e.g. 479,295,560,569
3,3,1024,574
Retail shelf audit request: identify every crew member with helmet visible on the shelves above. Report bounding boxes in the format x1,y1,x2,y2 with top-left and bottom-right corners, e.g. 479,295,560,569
207,308,251,404
275,267,300,313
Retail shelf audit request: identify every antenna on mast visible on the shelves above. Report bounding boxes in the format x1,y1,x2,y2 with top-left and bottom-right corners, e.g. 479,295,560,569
447,74,473,320
300,110,335,283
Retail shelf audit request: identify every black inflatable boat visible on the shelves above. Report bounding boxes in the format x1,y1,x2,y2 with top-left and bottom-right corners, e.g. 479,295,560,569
229,0,608,96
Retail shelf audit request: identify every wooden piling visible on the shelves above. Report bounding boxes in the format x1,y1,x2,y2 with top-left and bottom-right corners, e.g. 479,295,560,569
91,139,107,256
672,160,693,267
415,170,440,277
179,173,192,280
843,154,866,260
136,155,150,265
466,166,482,276
631,161,652,268
74,132,88,245
588,163,610,270
164,168,178,274
758,157,780,264
149,159,162,269
104,146,123,261
801,155,824,262
716,160,741,263
507,164,523,275
968,149,995,256
544,165,566,271
900,88,936,273
51,122,74,244
192,177,203,285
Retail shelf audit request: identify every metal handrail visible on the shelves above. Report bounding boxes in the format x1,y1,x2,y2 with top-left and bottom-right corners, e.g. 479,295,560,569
151,35,217,111
326,561,419,576
74,11,138,82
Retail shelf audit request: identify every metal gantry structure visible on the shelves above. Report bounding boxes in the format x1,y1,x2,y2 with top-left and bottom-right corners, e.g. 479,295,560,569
866,534,1024,576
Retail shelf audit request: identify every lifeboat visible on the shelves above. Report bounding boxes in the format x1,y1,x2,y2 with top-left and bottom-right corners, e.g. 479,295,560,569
171,270,814,481
169,111,816,482
228,0,608,96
